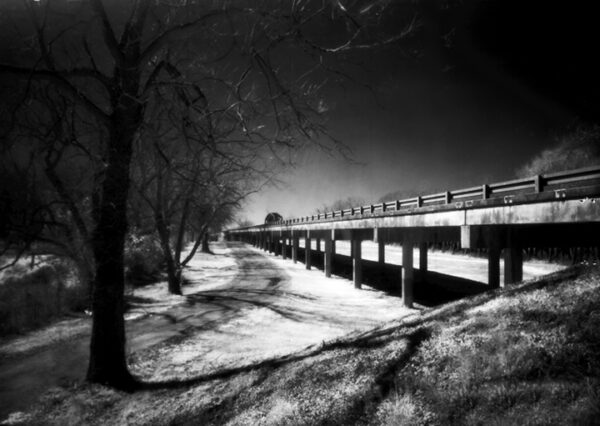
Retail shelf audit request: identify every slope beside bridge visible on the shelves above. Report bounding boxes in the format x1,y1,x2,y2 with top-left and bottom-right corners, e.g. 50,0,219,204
225,166,600,307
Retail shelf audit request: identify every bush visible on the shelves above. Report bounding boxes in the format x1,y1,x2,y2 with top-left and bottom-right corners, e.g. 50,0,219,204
517,124,600,177
124,233,165,286
0,260,84,336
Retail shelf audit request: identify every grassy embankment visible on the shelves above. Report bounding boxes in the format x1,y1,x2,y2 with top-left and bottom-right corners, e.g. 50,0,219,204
18,264,600,425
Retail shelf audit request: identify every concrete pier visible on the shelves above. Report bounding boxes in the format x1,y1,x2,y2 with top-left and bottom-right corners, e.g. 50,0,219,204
324,234,333,278
292,235,299,263
352,238,362,289
505,246,523,284
305,234,312,270
282,238,287,259
402,241,414,308
488,247,500,288
419,242,428,272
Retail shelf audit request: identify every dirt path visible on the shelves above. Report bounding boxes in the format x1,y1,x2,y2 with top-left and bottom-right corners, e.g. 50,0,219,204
131,243,411,382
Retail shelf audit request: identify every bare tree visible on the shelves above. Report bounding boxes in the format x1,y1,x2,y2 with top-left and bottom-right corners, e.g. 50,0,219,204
1,0,416,389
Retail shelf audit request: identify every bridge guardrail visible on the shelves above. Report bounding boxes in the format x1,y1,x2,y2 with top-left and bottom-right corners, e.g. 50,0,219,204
230,165,600,231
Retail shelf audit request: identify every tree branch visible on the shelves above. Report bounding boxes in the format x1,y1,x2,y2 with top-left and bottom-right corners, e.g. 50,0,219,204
89,0,125,65
0,64,110,125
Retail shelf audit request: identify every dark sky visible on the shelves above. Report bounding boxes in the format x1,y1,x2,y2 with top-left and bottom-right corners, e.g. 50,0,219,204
244,1,599,223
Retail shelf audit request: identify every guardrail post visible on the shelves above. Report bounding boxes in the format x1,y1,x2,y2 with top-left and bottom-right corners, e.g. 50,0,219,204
305,231,312,270
324,233,333,278
402,239,414,308
534,175,543,193
444,191,451,204
488,246,500,288
482,184,489,200
352,237,362,289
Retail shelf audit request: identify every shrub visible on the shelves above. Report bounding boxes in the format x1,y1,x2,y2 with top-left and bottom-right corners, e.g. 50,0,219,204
124,233,165,286
0,260,84,336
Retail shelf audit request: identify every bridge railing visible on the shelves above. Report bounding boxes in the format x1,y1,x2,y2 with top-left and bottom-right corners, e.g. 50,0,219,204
233,165,600,230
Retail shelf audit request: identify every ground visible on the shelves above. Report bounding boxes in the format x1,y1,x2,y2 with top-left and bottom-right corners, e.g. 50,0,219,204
1,241,592,425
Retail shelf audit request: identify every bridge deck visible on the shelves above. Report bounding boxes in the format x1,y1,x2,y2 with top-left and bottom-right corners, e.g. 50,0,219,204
225,166,600,307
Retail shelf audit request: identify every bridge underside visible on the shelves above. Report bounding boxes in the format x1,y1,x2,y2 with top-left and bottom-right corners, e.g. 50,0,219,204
227,195,600,308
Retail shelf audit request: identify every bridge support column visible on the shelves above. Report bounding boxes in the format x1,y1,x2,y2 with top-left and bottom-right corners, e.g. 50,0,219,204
316,238,321,253
292,235,299,263
331,239,336,255
282,238,287,260
488,247,500,288
419,242,428,273
504,246,523,284
324,234,333,278
305,234,312,270
378,240,385,264
352,238,362,289
402,241,414,308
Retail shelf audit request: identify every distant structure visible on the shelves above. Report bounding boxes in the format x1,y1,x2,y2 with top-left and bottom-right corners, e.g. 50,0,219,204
264,212,283,224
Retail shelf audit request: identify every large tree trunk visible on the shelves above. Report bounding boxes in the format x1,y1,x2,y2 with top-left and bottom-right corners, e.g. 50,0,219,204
154,176,182,295
87,102,140,390
201,232,211,254
159,231,182,295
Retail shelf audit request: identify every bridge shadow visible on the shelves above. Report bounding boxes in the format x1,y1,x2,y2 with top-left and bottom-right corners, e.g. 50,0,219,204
295,248,488,307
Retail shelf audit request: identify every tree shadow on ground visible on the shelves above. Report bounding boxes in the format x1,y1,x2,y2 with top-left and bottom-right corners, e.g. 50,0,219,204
136,321,430,391
135,251,586,394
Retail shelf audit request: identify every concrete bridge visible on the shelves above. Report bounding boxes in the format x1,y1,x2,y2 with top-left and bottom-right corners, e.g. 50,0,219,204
224,166,600,307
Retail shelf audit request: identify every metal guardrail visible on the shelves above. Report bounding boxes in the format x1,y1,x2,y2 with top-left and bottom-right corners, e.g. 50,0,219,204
232,165,600,230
